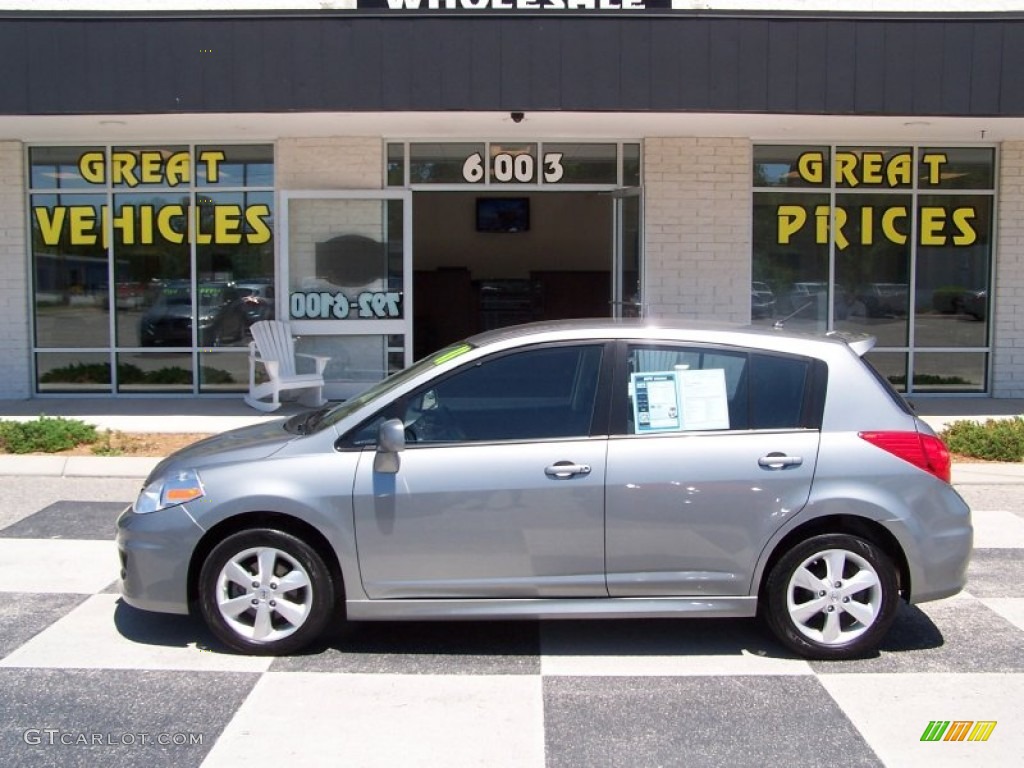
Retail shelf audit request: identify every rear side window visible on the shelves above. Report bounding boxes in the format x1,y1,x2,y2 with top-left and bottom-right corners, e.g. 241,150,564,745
624,344,818,434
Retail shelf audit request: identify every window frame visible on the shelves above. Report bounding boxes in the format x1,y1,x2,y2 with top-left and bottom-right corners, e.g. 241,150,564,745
338,340,616,449
609,340,826,437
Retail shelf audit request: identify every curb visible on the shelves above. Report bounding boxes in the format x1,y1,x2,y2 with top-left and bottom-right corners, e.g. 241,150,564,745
0,455,160,478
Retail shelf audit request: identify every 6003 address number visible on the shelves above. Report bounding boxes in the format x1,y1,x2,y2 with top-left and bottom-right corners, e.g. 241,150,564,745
290,291,402,320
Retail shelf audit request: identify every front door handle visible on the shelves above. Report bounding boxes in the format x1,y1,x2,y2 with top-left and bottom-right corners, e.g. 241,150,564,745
545,461,592,479
758,453,803,470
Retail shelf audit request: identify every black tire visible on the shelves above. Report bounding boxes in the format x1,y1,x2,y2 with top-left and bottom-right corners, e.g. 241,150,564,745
198,529,336,655
763,533,899,660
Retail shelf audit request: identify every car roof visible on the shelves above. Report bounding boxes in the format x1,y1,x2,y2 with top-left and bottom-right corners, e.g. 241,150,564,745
465,318,875,356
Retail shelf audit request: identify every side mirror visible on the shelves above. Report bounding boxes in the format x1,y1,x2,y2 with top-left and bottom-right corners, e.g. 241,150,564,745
373,418,405,474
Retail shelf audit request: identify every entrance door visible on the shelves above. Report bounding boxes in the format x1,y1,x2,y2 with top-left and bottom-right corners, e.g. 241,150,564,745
611,188,643,318
282,191,412,400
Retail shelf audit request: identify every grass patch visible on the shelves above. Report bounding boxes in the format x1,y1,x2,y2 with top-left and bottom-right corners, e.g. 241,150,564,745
940,416,1024,462
0,416,98,454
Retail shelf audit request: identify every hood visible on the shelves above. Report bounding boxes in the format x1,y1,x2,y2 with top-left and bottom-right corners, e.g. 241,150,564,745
147,419,297,479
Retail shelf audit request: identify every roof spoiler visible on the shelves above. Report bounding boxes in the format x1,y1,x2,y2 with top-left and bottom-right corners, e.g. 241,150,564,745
826,331,876,357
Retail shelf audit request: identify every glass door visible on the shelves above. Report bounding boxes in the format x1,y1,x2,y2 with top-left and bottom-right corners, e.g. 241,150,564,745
282,190,412,401
611,188,643,318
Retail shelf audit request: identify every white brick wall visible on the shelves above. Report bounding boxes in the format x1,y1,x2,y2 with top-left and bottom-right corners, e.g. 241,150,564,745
993,142,1024,397
0,142,30,399
643,138,751,323
276,137,382,190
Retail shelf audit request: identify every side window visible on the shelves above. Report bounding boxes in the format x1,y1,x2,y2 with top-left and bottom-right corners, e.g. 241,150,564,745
627,345,749,433
749,352,812,429
402,345,603,443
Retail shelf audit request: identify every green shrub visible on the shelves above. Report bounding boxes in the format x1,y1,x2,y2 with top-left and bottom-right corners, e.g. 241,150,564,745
940,417,1024,462
0,416,99,454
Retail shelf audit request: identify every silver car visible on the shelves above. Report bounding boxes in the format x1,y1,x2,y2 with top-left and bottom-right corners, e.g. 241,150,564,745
116,320,972,660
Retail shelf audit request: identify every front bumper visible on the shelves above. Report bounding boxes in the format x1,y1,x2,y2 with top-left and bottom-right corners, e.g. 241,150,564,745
116,503,205,615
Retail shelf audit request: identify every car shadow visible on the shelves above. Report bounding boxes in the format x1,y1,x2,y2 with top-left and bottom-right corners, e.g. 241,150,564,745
112,599,946,661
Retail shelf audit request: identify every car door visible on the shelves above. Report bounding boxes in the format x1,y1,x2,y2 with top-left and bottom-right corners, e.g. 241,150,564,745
604,342,823,597
352,342,611,600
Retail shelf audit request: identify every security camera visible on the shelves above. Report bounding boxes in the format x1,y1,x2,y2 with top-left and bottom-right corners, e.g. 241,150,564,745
510,111,525,124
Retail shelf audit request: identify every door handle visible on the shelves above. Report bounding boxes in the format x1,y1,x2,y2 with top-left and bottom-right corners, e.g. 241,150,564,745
545,461,592,479
758,454,803,470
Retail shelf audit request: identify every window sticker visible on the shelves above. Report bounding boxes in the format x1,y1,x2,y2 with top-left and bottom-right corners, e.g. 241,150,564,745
677,368,730,431
631,372,682,433
631,368,731,434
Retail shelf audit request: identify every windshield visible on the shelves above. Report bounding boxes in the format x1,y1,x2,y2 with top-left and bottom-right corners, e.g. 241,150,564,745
312,341,476,433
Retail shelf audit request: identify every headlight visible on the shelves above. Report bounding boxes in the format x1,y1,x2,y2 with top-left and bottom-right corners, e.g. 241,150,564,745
133,469,205,514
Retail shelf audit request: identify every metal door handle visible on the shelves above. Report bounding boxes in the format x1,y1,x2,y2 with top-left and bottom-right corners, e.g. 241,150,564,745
545,462,592,479
758,454,803,470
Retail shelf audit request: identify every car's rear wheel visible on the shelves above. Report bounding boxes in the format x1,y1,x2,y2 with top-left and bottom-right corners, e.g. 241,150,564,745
198,529,335,655
764,533,898,660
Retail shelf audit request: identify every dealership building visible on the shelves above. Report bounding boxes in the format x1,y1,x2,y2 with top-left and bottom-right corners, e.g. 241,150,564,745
2,1,1024,401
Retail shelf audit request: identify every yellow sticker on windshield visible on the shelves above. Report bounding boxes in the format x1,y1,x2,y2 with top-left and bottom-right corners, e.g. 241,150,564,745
433,344,472,366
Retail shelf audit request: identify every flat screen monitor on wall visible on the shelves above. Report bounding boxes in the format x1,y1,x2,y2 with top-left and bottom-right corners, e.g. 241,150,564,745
476,197,530,233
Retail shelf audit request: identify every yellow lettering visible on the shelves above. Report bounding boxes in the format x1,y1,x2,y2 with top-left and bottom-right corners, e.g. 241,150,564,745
111,152,139,187
157,205,185,243
952,207,977,245
213,205,243,244
832,207,849,250
882,207,908,245
34,207,66,246
920,207,947,245
921,153,947,185
888,153,912,186
165,152,191,186
199,150,226,183
111,204,135,245
139,205,155,244
139,151,165,184
814,205,831,245
835,152,858,187
861,152,884,184
776,205,807,244
192,205,212,245
68,206,98,245
860,207,874,246
78,152,106,184
245,204,272,244
797,152,824,184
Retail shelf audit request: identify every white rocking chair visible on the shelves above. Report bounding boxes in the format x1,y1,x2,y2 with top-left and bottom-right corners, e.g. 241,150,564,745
244,320,331,412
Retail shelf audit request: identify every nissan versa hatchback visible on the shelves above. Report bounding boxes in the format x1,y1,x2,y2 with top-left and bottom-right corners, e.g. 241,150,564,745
116,320,972,660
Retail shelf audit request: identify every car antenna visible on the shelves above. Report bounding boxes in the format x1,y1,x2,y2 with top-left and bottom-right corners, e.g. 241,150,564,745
773,301,815,329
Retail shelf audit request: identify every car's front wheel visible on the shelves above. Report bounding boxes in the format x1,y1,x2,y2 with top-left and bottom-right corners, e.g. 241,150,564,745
764,533,899,660
198,529,335,655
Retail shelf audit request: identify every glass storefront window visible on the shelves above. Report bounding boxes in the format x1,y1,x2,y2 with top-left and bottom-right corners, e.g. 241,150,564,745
919,147,995,190
196,144,274,187
752,144,994,394
29,144,274,394
410,143,484,184
751,191,830,332
386,143,405,187
31,193,111,348
541,143,618,185
287,198,403,321
833,193,912,347
35,352,111,393
753,145,830,188
30,146,102,190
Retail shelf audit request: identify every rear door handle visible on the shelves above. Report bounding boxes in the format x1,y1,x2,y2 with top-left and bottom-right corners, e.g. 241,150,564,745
758,454,803,470
545,461,592,479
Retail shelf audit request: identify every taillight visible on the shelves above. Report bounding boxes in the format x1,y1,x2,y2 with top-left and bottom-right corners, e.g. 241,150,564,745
858,430,952,484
